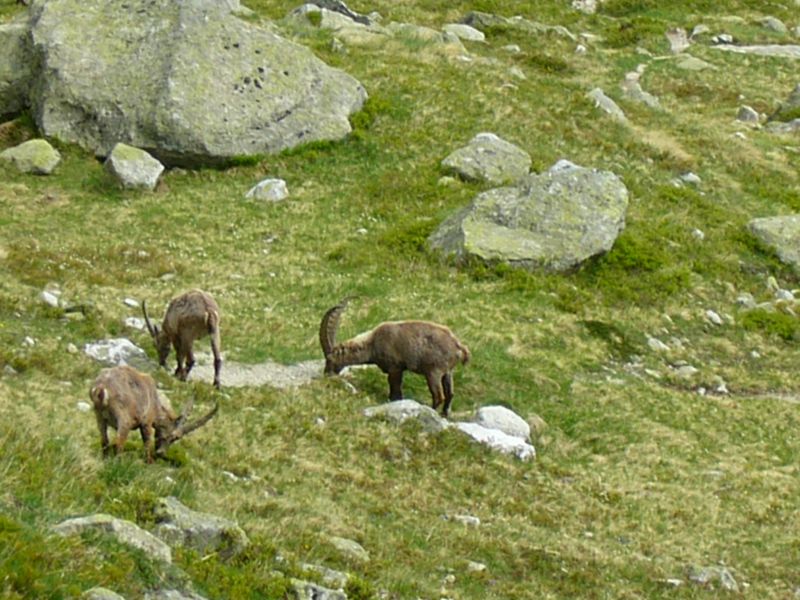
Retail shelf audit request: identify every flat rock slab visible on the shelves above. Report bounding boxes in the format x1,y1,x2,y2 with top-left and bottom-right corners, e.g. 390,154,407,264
454,422,536,460
363,399,448,433
712,44,800,59
189,358,324,388
53,514,172,563
441,132,531,185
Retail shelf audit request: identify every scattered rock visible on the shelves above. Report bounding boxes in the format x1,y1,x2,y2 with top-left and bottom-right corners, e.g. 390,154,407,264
328,535,370,562
588,88,627,122
40,290,60,307
474,405,530,441
83,588,126,600
687,565,739,592
748,214,800,273
144,591,210,600
759,16,788,35
666,28,690,53
571,0,597,14
0,139,61,174
300,563,349,589
675,55,716,71
736,105,759,122
673,364,699,379
76,401,92,413
705,310,724,325
449,514,481,527
441,132,531,185
428,160,629,273
466,560,487,572
621,74,660,109
84,338,151,370
189,358,323,389
104,143,165,190
363,399,449,433
124,317,146,330
443,23,485,42
460,12,576,42
153,496,250,560
290,579,347,600
769,84,800,122
713,44,800,59
53,514,172,563
245,178,289,202
454,422,536,460
648,336,670,352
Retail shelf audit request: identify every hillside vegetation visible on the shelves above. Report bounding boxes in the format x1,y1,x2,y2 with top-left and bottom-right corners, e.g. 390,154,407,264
1,0,799,598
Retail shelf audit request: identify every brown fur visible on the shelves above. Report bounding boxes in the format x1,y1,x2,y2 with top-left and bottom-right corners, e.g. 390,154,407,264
321,303,470,417
90,365,217,463
143,289,222,389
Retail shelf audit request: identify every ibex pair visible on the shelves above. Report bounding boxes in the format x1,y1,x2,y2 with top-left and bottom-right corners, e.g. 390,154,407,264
91,365,218,463
319,299,470,417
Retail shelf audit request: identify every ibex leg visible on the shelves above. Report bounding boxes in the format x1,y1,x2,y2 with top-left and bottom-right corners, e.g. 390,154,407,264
441,372,454,418
139,424,154,463
210,328,222,389
425,371,446,413
388,370,404,400
96,414,111,457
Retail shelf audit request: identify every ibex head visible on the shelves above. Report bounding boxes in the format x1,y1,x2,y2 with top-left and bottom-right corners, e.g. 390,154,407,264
319,298,351,375
142,300,171,368
155,394,219,455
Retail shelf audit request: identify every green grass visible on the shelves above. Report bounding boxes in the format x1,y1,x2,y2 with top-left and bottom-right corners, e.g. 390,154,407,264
2,0,800,598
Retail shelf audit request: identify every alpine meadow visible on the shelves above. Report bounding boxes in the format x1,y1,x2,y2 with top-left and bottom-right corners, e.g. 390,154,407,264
1,0,799,598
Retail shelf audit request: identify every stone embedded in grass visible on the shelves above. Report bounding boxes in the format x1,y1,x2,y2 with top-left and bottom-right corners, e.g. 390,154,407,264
441,132,531,185
153,496,250,560
588,88,627,122
245,178,289,202
328,535,370,562
363,399,448,433
0,139,61,175
82,587,126,600
300,563,350,589
748,214,800,273
454,422,536,460
473,405,530,441
84,338,151,370
736,105,759,122
687,565,739,592
759,16,788,35
53,514,172,563
143,590,210,600
442,23,485,42
290,579,346,600
104,143,165,190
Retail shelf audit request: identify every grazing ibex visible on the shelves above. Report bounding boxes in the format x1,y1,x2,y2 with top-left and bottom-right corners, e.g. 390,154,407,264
142,289,222,389
90,365,218,463
319,299,470,417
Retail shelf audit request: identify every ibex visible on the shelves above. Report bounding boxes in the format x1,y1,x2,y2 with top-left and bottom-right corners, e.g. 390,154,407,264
319,299,470,417
90,365,218,463
142,289,222,389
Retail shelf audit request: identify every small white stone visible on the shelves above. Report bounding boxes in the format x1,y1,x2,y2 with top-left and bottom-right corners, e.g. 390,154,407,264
356,227,368,235
575,44,587,53
245,178,289,202
451,514,480,527
467,561,487,572
501,44,521,53
76,401,92,413
66,343,78,354
123,297,139,308
124,316,146,330
691,228,705,241
41,290,60,307
648,336,670,352
22,336,35,347
705,310,724,325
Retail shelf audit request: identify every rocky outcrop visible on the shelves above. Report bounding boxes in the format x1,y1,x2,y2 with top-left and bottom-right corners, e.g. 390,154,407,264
0,139,61,174
474,405,530,441
154,496,250,560
18,0,366,166
84,338,151,370
441,133,531,185
748,214,800,273
428,160,629,272
363,399,449,433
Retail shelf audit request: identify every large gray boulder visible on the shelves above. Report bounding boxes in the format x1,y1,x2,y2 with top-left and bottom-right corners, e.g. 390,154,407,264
0,20,34,119
24,0,366,166
363,399,449,433
428,160,629,272
441,133,531,185
153,496,250,560
748,214,800,273
53,514,172,563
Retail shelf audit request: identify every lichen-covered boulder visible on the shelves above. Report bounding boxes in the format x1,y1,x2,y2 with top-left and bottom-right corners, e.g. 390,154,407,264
104,143,165,190
748,214,800,273
153,496,249,560
428,160,629,272
53,514,172,563
26,0,367,167
0,19,34,119
0,139,61,175
441,133,531,185
363,399,448,433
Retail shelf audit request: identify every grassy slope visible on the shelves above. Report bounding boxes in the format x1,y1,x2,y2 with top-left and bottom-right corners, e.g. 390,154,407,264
1,0,799,598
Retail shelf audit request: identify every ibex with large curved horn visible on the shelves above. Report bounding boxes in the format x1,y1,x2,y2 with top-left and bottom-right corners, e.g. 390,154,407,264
90,365,218,463
319,299,470,417
142,289,222,389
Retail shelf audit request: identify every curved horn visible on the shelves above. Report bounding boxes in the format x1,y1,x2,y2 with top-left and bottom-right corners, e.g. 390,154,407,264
142,300,157,338
173,401,218,440
319,297,350,357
